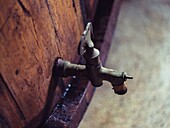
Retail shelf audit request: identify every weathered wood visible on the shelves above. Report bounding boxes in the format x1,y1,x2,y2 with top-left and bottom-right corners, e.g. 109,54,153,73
0,74,26,127
97,0,122,63
0,0,84,127
85,0,99,21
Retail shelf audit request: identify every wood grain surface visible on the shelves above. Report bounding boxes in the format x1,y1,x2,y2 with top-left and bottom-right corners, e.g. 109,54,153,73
0,0,84,127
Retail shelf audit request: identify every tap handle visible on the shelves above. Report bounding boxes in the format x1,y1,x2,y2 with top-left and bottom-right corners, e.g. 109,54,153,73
78,22,94,56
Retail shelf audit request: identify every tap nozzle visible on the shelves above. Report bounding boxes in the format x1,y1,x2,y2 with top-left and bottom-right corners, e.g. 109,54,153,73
112,72,133,95
113,82,127,95
113,72,133,95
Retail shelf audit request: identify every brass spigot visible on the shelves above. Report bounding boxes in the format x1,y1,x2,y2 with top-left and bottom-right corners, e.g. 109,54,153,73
54,22,133,95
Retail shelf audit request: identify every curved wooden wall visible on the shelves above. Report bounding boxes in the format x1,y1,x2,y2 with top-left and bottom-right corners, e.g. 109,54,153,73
0,0,84,127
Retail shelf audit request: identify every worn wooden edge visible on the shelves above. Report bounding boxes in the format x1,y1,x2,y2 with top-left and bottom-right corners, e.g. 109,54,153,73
43,0,122,127
100,0,122,64
85,0,99,21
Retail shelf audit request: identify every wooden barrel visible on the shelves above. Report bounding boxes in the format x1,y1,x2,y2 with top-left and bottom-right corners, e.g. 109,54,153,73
0,0,122,127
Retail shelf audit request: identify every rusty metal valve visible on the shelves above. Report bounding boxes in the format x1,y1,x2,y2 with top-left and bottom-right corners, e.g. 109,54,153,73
54,22,133,95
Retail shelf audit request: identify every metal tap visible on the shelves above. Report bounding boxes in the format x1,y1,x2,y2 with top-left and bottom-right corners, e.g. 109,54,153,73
54,22,133,95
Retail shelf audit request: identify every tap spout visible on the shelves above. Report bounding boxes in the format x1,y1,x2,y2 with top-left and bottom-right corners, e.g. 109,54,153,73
100,67,133,94
54,58,133,95
100,67,133,86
